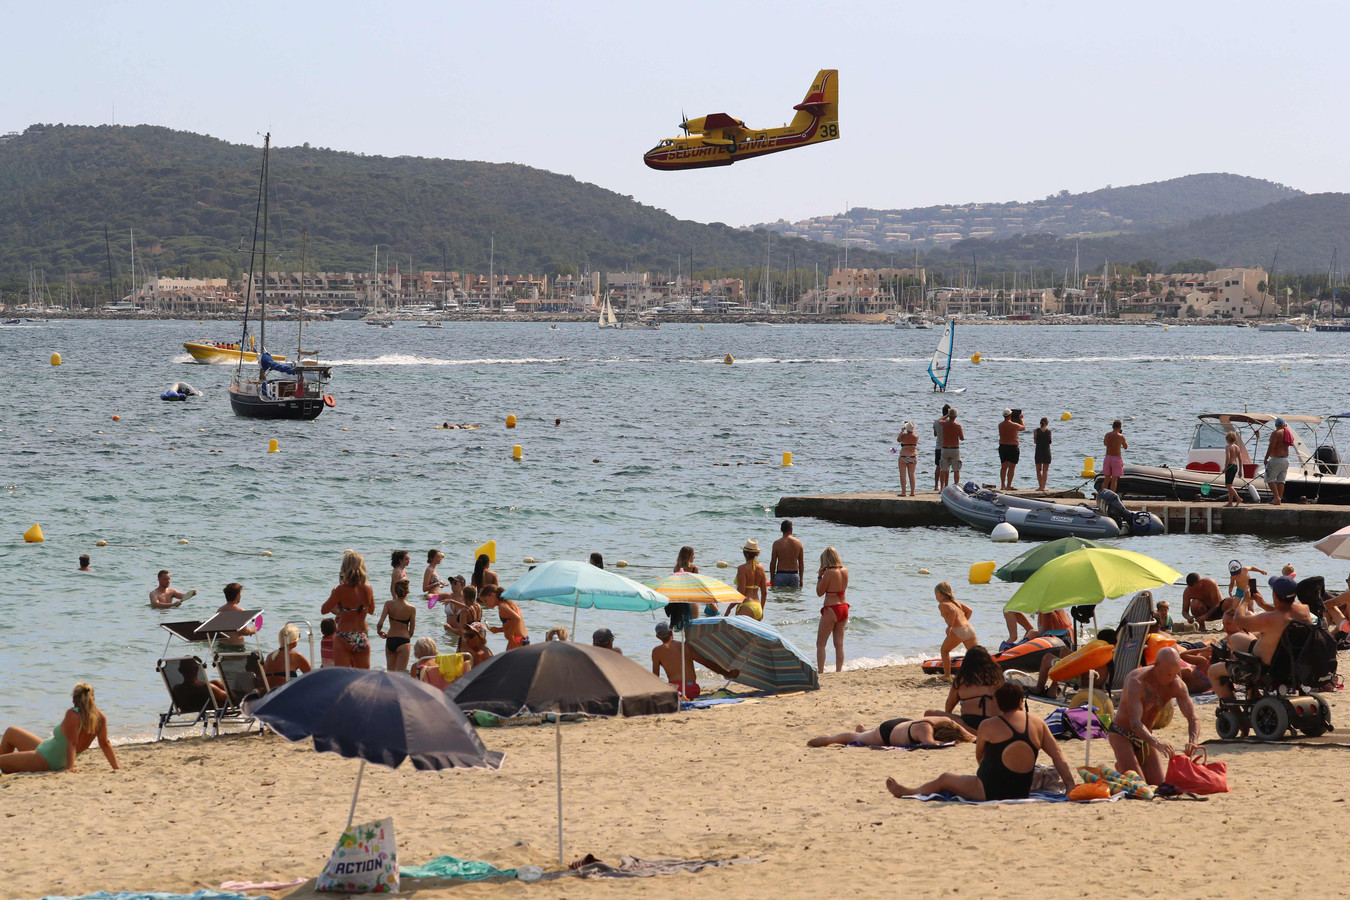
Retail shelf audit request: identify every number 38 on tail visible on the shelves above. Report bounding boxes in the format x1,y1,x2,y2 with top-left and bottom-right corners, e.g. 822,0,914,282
643,69,839,171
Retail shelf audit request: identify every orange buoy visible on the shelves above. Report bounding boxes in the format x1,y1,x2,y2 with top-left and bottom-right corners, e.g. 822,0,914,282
323,394,336,408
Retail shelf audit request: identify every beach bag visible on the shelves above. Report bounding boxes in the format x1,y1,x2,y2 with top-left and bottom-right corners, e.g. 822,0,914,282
317,817,399,893
1045,706,1108,741
1164,750,1229,795
1067,782,1110,802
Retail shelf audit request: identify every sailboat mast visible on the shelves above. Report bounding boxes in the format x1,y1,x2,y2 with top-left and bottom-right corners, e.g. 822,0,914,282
298,229,307,359
237,135,269,374
259,133,269,354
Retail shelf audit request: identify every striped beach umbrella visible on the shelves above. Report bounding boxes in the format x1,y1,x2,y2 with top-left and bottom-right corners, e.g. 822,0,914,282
684,616,819,693
645,571,745,606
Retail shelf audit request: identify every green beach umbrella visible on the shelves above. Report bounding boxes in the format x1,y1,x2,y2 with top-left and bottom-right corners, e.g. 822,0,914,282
994,537,1112,583
1004,547,1181,614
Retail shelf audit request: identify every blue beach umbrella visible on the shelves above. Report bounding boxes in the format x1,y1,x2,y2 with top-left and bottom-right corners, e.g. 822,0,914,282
501,559,669,635
684,616,820,693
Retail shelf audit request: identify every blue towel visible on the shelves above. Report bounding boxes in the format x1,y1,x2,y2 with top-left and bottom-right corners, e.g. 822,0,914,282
902,789,1122,805
681,697,746,710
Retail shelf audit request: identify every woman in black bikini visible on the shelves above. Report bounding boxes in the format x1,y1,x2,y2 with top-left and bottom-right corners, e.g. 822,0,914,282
925,644,1004,731
807,715,973,749
886,683,1077,800
263,624,312,688
376,578,417,672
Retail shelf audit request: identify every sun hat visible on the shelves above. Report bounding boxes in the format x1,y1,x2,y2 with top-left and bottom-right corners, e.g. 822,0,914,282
742,539,760,554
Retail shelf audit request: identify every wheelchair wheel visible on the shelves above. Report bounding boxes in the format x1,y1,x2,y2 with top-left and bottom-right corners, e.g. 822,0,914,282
1215,709,1243,740
1299,696,1333,737
1251,696,1290,741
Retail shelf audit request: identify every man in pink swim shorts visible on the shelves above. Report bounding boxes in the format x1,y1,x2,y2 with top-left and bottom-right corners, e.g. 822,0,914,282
1103,419,1128,492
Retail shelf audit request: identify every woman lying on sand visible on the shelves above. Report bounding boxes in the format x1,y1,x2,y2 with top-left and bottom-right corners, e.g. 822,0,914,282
0,683,119,774
808,715,974,749
885,683,1076,801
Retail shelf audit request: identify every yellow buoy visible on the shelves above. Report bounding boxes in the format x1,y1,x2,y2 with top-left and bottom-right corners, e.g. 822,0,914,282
50,352,61,366
716,560,729,568
724,354,734,365
523,557,536,564
1060,411,1072,421
782,451,793,467
474,540,496,563
506,414,517,429
95,539,108,547
971,352,982,364
512,444,523,460
918,568,930,575
268,439,280,453
1081,456,1096,478
23,523,44,543
262,551,272,557
616,560,628,568
969,560,996,584
700,325,705,330
1163,326,1169,332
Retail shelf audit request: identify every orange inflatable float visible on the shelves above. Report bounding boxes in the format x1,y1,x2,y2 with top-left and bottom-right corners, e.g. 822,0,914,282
1143,632,1177,664
1048,639,1113,682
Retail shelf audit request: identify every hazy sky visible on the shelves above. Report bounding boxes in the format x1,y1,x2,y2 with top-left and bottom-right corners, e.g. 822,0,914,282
5,1,1346,226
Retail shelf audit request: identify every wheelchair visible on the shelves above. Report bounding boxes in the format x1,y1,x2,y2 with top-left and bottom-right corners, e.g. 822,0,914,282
1215,620,1340,741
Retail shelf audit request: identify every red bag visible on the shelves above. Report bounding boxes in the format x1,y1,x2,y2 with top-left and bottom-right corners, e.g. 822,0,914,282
1164,749,1229,794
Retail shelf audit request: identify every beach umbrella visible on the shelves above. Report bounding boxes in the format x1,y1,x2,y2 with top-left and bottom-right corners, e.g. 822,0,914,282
243,668,503,828
447,643,677,866
644,570,745,608
501,559,668,636
1314,525,1350,560
1004,548,1181,615
994,536,1112,582
684,616,819,693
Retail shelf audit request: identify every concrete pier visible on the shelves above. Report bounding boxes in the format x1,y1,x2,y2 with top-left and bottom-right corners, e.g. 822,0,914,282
775,490,1350,538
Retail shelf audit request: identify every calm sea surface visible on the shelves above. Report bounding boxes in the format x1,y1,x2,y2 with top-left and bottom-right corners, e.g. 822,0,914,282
2,320,1346,737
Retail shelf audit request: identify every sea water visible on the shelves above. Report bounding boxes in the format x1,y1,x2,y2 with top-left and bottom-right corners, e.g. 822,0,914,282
1,320,1345,736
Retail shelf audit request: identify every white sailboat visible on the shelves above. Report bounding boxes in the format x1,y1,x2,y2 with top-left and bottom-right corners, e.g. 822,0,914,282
928,320,965,393
597,294,619,329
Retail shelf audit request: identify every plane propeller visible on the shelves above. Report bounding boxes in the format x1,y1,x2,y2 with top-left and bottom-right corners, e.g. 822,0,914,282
680,110,690,136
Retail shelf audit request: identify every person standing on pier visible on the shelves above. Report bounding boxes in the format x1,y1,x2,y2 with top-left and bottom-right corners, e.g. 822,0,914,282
938,408,964,489
1033,417,1053,492
1263,417,1293,505
932,403,951,491
1102,420,1128,493
997,409,1025,491
897,422,918,496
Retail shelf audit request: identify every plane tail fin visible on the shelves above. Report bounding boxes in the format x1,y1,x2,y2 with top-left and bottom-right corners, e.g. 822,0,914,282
791,69,838,139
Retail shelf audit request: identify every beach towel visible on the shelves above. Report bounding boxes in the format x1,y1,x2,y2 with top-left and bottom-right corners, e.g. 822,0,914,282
31,893,252,900
566,856,762,879
469,710,592,728
845,740,957,751
219,879,307,891
901,790,1123,805
681,697,747,710
400,854,520,881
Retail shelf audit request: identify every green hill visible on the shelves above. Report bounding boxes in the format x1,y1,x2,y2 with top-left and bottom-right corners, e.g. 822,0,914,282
0,123,881,286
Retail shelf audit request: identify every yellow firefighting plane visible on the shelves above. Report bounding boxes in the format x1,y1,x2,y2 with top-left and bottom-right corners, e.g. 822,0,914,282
643,69,838,171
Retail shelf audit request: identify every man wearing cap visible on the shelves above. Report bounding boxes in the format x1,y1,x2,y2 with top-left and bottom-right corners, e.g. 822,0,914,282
735,539,768,619
1263,417,1294,505
932,403,951,491
997,408,1025,490
651,621,739,699
770,520,805,588
592,628,621,655
1209,574,1314,701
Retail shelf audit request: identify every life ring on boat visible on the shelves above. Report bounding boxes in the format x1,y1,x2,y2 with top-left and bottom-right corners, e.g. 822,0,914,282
323,394,336,408
1048,639,1113,682
1142,632,1177,665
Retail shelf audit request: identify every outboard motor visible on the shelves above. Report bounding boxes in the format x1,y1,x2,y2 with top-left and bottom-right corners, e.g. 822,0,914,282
1314,444,1340,475
1097,489,1165,536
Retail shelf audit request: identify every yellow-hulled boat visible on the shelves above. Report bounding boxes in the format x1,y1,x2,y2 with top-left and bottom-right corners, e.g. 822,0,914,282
183,341,285,365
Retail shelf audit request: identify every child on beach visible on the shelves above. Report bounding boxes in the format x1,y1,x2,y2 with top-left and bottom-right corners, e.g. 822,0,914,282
376,578,418,672
1228,560,1270,610
1223,431,1243,507
319,618,336,668
936,582,976,680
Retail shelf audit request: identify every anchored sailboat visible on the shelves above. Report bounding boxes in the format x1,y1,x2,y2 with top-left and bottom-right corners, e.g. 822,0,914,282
228,134,334,421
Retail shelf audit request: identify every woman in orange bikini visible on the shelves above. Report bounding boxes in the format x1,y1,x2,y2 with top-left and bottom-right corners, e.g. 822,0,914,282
816,547,849,674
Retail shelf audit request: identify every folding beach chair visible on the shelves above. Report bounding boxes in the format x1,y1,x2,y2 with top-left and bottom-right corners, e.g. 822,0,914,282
1107,620,1152,695
215,651,270,732
156,655,223,741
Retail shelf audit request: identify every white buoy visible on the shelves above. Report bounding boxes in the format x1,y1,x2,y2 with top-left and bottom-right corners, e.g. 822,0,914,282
991,522,1019,543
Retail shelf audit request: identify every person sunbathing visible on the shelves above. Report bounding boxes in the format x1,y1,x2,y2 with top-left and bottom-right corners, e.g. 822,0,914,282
885,683,1077,801
1,683,119,774
808,716,974,749
1107,647,1201,785
924,644,1004,731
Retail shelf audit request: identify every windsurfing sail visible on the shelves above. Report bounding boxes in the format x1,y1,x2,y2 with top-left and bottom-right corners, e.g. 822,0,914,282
929,320,955,391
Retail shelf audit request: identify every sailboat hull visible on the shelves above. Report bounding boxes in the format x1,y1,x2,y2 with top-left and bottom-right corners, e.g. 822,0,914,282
228,389,326,420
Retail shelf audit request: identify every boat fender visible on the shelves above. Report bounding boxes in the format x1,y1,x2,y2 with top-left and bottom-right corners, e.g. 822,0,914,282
323,394,336,408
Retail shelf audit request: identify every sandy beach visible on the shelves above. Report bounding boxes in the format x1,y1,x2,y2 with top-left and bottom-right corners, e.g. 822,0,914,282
3,659,1347,899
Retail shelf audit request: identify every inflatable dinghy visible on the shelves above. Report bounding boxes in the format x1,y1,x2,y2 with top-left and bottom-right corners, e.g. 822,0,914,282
921,635,1065,675
160,381,203,401
942,483,1122,539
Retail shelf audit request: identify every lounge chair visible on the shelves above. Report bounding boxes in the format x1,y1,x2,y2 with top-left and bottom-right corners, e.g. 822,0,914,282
156,656,223,741
215,651,270,732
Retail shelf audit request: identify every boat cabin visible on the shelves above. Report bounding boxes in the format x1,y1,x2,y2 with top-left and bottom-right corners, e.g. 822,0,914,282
1185,413,1321,478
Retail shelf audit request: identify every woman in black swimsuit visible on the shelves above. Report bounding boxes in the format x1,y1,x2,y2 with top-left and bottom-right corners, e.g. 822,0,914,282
1033,418,1052,492
925,644,1004,731
808,715,973,748
376,579,417,673
886,683,1077,800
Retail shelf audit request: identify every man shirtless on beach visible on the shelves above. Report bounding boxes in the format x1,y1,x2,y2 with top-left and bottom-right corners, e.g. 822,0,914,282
1181,573,1225,630
481,586,530,649
1210,575,1314,701
1107,647,1201,785
149,570,196,609
651,621,737,699
1102,420,1127,493
214,582,257,651
770,520,805,588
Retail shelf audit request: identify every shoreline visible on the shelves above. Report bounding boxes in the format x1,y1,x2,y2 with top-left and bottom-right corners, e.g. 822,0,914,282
2,659,1345,898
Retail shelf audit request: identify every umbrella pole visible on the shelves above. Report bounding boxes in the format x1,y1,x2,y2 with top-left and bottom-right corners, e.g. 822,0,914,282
571,593,578,641
1085,669,1095,768
556,716,564,866
346,759,366,830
